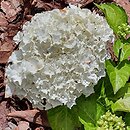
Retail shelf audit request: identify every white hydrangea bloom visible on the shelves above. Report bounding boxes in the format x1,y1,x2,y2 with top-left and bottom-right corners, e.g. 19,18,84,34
6,5,114,109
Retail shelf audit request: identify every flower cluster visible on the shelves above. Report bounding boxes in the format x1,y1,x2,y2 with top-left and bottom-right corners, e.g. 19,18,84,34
97,111,126,130
117,23,130,38
6,5,114,109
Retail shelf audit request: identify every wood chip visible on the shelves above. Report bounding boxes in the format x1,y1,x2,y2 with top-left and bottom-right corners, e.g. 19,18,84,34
7,109,50,127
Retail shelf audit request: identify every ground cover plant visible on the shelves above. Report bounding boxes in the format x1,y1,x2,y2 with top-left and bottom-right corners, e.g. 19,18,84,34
1,1,130,130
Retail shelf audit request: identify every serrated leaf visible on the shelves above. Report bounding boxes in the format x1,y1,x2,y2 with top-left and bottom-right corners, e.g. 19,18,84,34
113,39,123,58
79,117,96,130
96,3,128,34
106,60,130,94
76,94,97,125
48,105,80,130
120,44,130,61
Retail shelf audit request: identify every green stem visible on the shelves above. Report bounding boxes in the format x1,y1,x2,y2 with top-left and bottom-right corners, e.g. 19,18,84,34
117,48,122,64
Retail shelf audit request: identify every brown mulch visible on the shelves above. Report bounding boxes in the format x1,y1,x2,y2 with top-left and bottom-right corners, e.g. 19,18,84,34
0,0,130,130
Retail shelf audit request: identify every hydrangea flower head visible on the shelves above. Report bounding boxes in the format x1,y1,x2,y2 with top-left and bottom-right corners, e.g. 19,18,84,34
6,5,114,109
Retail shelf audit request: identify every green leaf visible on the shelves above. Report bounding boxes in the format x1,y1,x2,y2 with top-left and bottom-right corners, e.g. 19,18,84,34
111,83,130,112
112,84,128,100
124,83,130,98
127,37,130,42
95,3,128,34
111,96,130,112
104,74,115,99
113,39,123,58
96,103,105,121
120,44,130,61
79,117,96,130
94,78,104,98
48,105,80,130
105,98,114,107
106,60,130,94
127,126,130,130
125,113,130,126
76,94,97,125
